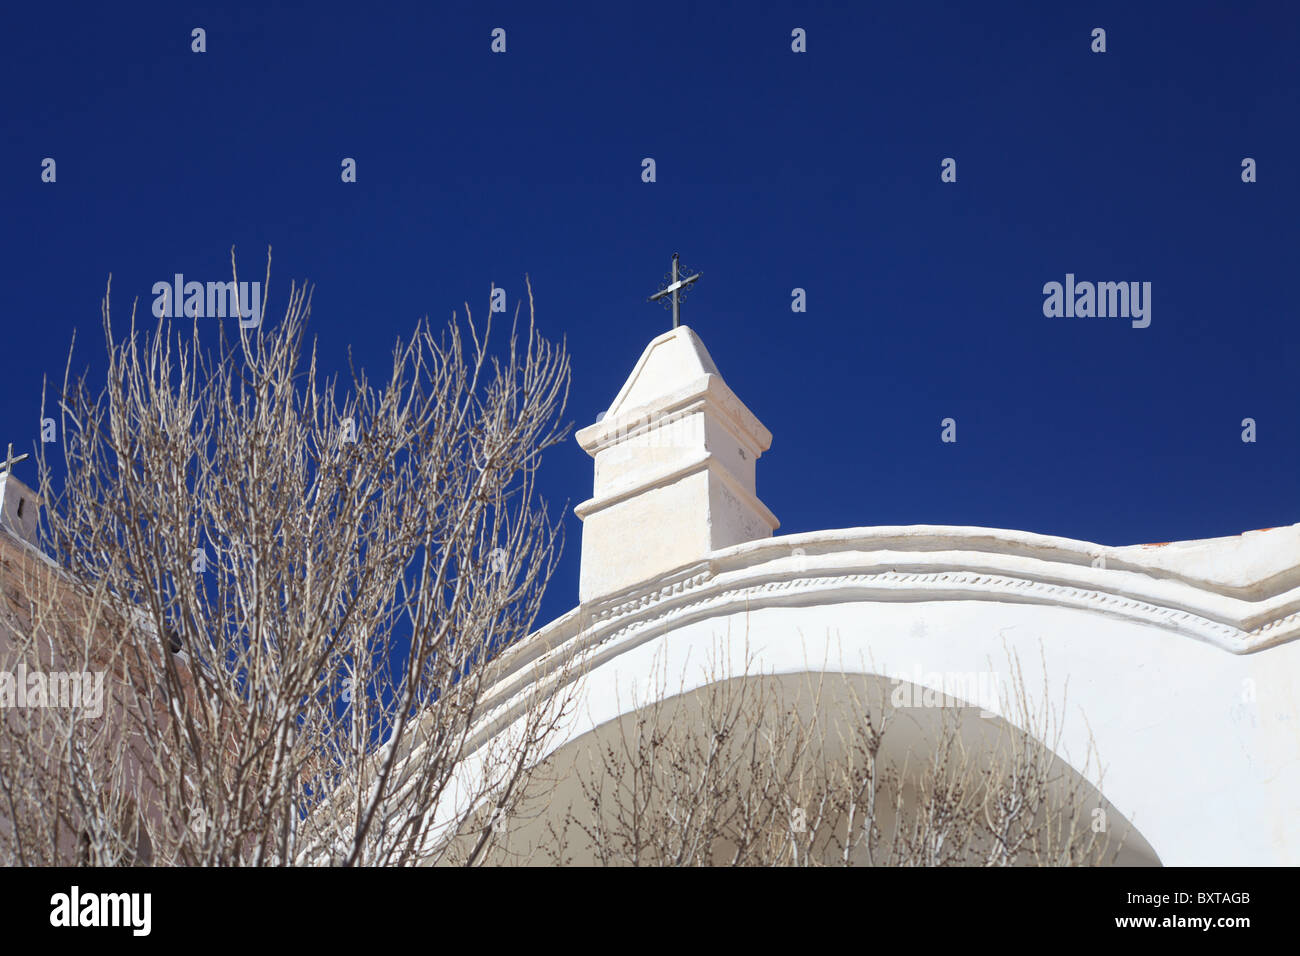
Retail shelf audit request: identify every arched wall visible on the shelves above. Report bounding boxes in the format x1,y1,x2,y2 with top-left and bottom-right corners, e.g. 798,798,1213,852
508,669,1162,866
460,595,1300,866
522,596,1300,866
416,527,1300,866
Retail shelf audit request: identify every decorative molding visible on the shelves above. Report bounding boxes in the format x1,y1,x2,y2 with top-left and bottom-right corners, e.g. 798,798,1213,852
576,555,1300,659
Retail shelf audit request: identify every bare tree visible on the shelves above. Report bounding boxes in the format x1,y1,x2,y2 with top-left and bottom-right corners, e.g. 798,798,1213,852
0,249,579,866
538,641,1129,867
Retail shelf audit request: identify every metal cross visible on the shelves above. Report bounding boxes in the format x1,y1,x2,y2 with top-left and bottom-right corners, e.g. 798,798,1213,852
648,253,701,329
1,443,29,476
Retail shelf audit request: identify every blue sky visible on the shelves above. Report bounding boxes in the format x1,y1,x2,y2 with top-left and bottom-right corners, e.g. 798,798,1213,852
2,1,1296,627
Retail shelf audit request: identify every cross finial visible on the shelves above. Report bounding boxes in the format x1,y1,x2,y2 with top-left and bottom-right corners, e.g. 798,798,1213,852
1,443,29,476
648,253,701,330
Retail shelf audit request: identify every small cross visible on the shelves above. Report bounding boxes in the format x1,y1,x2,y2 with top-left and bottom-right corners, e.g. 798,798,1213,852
1,443,29,476
648,253,701,330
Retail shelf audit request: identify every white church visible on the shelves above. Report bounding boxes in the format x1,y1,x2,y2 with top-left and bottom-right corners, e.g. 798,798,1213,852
444,317,1300,867
2,296,1296,867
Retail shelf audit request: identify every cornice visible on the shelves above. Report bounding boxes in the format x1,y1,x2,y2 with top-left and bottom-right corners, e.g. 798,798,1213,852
574,451,780,529
576,374,771,457
484,525,1300,715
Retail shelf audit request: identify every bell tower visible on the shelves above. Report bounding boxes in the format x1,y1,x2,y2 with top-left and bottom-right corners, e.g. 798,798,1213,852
0,443,40,548
574,325,778,602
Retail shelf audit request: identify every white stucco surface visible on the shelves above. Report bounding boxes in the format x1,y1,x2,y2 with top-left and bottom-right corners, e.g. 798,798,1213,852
412,326,1300,866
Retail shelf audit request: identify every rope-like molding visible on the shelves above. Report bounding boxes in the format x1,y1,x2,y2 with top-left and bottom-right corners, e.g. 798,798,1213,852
580,566,1300,657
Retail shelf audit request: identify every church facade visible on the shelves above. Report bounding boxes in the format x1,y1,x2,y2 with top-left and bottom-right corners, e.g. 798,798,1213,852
455,324,1300,866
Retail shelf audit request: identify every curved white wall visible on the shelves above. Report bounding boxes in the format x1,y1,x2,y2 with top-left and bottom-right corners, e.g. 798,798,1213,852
448,325,1300,866
446,525,1300,866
